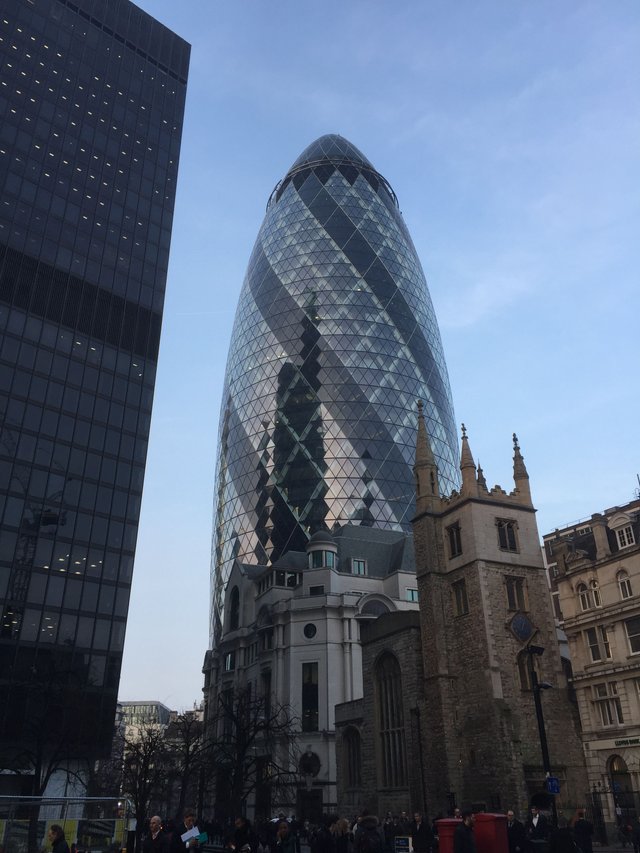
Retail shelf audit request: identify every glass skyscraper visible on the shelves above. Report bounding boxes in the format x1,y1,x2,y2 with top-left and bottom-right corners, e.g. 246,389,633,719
0,0,188,769
212,134,458,639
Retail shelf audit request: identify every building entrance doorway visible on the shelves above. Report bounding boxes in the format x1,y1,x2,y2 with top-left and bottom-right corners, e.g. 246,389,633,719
609,754,638,827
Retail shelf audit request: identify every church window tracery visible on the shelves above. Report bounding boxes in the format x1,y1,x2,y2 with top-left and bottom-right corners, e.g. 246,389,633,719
496,519,518,552
374,653,407,788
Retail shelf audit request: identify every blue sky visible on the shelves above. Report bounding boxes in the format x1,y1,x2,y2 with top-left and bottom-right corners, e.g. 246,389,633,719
118,1,640,708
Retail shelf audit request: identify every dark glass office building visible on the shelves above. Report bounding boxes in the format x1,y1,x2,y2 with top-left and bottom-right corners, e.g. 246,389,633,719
0,0,188,770
212,134,458,638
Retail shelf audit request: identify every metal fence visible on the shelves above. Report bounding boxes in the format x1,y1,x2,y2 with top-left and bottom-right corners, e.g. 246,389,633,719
582,787,640,847
0,796,133,853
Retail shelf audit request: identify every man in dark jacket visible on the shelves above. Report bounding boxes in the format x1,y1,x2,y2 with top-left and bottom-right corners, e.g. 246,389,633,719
410,813,433,853
572,811,593,853
234,817,258,853
506,810,526,853
453,812,476,853
144,817,169,853
171,809,200,853
525,807,549,847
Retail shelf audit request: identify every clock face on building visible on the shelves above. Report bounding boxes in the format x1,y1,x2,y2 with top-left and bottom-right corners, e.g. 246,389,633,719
510,612,535,643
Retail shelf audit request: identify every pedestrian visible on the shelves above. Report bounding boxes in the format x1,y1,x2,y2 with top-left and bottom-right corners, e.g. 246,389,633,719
276,822,297,853
144,817,169,853
506,809,526,853
332,818,352,853
410,813,433,853
48,826,71,853
453,812,476,853
171,809,200,853
572,810,593,853
525,807,549,848
235,817,258,853
311,817,335,853
631,815,640,853
353,811,384,853
548,817,576,853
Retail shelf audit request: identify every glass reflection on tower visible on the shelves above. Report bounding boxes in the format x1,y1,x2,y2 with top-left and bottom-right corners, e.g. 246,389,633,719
0,0,188,761
211,135,458,640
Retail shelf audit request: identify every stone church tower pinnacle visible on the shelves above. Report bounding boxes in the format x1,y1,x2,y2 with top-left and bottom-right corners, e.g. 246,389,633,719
411,418,586,815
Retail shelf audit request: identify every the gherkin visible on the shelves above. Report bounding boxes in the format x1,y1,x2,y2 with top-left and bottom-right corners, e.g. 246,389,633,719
211,134,458,639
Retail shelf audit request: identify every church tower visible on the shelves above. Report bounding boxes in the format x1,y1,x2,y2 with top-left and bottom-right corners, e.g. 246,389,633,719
412,416,586,814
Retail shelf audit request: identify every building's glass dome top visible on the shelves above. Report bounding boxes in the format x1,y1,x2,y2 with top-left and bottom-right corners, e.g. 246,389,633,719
289,134,374,173
211,135,459,640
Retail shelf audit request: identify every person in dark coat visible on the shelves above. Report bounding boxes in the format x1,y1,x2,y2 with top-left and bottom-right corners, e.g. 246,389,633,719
394,813,409,838
234,818,258,853
48,825,71,853
383,818,397,852
410,813,433,853
276,822,297,853
506,810,526,853
548,818,576,853
453,812,476,853
631,815,640,853
572,810,593,853
354,813,384,853
311,818,336,853
525,807,549,846
144,817,170,853
171,809,200,853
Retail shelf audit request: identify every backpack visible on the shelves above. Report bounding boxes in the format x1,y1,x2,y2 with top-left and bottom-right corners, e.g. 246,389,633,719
355,828,383,853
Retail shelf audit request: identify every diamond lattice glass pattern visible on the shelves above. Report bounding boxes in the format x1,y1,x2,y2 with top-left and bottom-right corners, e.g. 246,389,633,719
211,135,458,638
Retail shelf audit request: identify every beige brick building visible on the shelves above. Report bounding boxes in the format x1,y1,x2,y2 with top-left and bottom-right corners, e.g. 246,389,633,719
544,498,640,831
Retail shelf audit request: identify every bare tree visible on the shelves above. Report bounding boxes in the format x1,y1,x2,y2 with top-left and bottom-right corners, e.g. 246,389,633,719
206,687,299,822
164,711,206,820
120,723,169,851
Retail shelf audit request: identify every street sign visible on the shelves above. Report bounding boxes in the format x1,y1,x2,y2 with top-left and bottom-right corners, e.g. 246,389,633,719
395,837,411,853
546,776,560,794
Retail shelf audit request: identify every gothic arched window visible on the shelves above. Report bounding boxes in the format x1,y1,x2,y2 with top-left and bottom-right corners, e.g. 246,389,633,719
374,653,407,788
343,726,362,788
229,586,240,631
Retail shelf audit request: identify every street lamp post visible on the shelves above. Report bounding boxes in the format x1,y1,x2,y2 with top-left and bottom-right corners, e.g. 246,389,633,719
527,644,558,828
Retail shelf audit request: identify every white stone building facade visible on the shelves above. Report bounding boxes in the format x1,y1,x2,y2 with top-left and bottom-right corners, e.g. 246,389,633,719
203,525,419,820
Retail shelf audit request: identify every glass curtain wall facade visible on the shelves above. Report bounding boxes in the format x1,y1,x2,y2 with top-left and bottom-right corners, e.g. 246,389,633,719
212,135,458,640
0,0,188,763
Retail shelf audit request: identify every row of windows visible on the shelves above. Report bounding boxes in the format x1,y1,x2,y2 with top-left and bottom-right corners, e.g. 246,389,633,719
588,679,640,728
577,571,633,611
582,617,640,662
447,518,519,559
0,568,130,615
0,605,125,651
1,303,155,379
4,3,188,83
452,575,527,617
255,571,303,596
